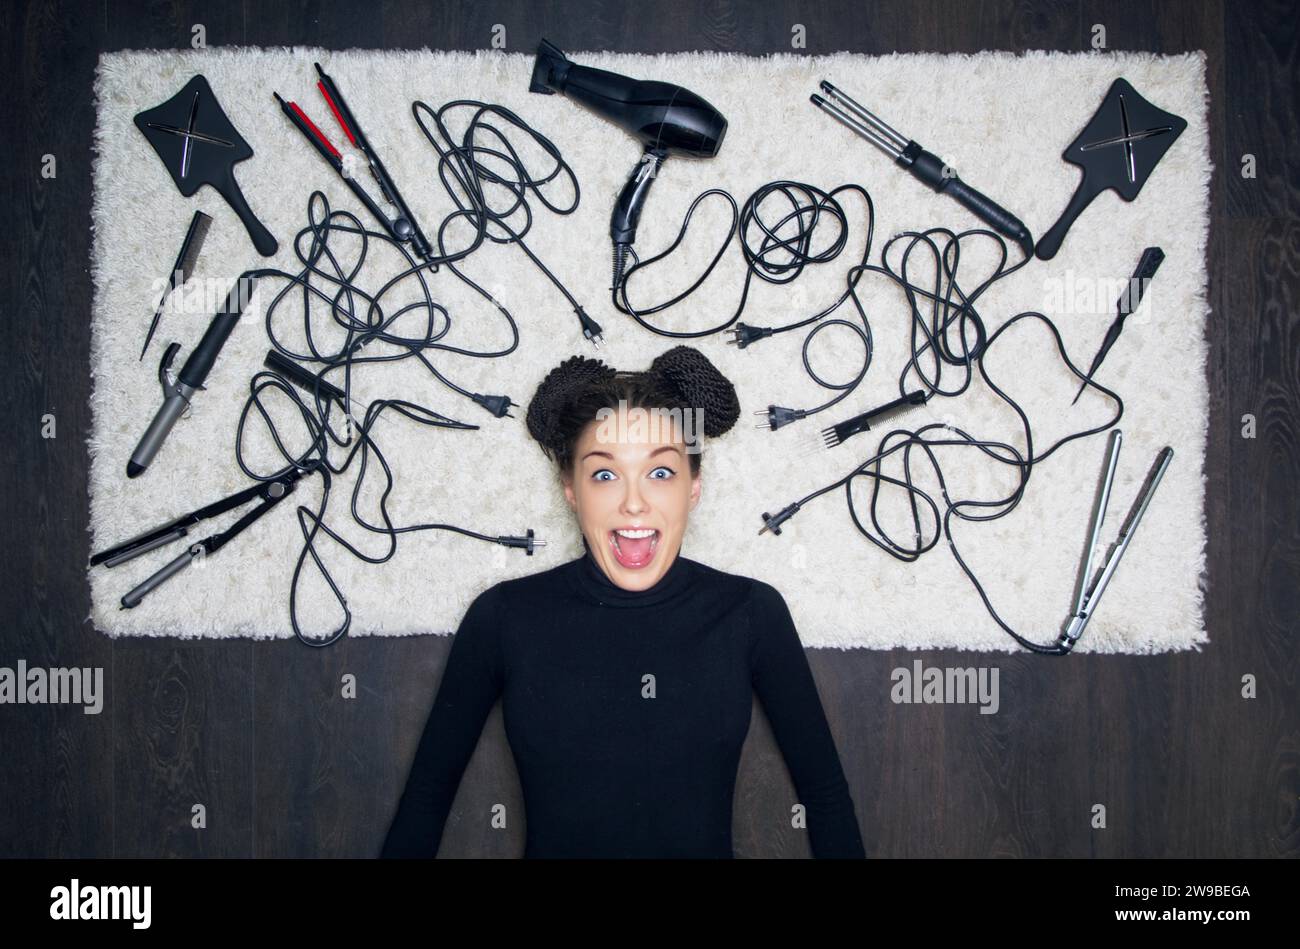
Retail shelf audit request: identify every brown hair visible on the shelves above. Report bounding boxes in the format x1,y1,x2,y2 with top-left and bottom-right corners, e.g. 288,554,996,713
525,345,741,479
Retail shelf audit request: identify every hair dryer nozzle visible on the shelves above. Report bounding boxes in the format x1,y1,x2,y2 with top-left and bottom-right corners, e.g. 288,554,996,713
530,39,570,94
526,38,726,159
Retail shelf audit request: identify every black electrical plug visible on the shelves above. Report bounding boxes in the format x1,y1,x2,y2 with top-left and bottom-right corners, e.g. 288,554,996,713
473,393,517,419
754,405,807,431
496,529,545,555
575,305,603,347
758,502,802,536
725,323,773,349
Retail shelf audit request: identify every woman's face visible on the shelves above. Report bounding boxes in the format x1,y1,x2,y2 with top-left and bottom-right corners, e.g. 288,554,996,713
563,404,701,591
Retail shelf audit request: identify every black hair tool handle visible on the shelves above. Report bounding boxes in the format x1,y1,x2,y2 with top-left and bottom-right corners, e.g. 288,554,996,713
898,143,1034,257
263,350,347,404
216,173,278,257
1120,246,1165,315
1035,177,1104,261
178,275,257,389
611,147,667,247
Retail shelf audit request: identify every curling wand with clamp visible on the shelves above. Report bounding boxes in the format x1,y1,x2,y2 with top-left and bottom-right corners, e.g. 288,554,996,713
127,273,258,478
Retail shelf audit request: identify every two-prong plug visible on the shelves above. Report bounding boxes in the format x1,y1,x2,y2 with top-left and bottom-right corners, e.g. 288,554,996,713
497,529,545,555
576,305,604,347
473,393,518,419
758,502,802,536
726,323,773,349
754,405,807,431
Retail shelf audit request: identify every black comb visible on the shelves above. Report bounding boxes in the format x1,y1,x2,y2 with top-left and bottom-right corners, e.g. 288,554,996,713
820,390,930,449
140,209,212,360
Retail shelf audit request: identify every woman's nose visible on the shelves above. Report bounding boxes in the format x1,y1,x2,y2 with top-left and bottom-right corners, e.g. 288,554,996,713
621,483,647,513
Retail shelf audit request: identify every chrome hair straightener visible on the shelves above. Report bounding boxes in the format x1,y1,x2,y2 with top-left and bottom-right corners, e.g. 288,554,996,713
1059,429,1174,652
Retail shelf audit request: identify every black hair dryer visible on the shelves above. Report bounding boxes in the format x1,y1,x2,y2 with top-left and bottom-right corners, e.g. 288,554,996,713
528,38,728,287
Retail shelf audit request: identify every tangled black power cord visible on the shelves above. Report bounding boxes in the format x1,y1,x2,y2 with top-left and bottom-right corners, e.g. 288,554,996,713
230,100,586,646
605,174,1129,651
757,226,1127,654
228,94,1125,653
612,180,878,423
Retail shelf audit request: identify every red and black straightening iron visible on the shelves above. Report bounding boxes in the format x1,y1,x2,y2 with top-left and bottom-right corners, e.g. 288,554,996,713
274,62,433,261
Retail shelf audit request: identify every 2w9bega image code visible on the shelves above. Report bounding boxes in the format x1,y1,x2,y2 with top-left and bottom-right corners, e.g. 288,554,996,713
1114,884,1252,922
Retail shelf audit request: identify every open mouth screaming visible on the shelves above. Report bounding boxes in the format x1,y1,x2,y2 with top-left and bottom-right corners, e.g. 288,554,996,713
608,528,660,569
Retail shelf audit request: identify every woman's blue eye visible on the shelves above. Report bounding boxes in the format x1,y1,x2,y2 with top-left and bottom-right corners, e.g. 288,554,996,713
592,466,674,481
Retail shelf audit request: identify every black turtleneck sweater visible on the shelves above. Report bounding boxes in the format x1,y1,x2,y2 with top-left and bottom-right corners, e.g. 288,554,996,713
380,548,866,859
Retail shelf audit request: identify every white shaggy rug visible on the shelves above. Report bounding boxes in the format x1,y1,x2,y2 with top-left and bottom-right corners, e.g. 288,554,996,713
88,46,1211,652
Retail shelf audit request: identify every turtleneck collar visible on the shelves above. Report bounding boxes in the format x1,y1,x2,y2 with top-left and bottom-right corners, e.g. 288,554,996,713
567,542,698,608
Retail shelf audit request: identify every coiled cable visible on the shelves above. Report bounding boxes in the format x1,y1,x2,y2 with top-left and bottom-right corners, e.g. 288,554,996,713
231,100,582,646
612,180,877,423
761,227,1126,654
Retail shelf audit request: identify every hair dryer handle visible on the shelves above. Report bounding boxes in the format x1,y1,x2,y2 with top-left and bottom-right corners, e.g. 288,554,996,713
611,148,667,247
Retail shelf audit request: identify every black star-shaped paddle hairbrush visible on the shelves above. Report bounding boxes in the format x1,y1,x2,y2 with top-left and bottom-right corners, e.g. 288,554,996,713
134,74,278,257
1035,77,1186,260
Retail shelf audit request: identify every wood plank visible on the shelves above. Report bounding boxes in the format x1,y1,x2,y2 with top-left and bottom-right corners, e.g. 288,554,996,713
3,0,1295,863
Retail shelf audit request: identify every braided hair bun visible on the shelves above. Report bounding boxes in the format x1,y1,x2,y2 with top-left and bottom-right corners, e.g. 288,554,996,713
525,354,618,460
647,345,741,437
525,346,740,472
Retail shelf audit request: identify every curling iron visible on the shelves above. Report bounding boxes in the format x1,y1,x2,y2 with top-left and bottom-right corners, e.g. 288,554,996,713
812,81,1034,258
127,274,257,478
527,39,728,288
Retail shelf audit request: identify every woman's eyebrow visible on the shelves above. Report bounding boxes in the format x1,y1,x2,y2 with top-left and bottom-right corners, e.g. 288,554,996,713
581,445,683,462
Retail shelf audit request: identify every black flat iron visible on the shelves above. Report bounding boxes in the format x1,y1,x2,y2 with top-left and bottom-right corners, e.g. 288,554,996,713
1035,78,1186,260
134,74,279,257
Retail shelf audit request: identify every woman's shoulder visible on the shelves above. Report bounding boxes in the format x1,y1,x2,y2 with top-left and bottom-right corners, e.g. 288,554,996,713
678,553,766,585
683,557,776,604
473,557,575,607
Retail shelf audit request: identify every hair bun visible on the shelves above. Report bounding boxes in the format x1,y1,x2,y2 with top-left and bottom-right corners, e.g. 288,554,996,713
648,345,741,438
525,354,617,458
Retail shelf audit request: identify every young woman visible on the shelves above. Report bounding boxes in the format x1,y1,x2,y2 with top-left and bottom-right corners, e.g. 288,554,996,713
381,345,865,858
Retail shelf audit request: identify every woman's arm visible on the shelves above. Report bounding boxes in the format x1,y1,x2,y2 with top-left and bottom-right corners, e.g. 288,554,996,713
380,586,505,858
749,580,866,858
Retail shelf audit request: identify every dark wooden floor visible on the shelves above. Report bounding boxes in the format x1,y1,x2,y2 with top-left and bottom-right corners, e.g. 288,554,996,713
2,0,1296,859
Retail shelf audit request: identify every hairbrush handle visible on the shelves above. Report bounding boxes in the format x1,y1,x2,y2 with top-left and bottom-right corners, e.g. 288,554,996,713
1035,176,1104,261
215,173,278,257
